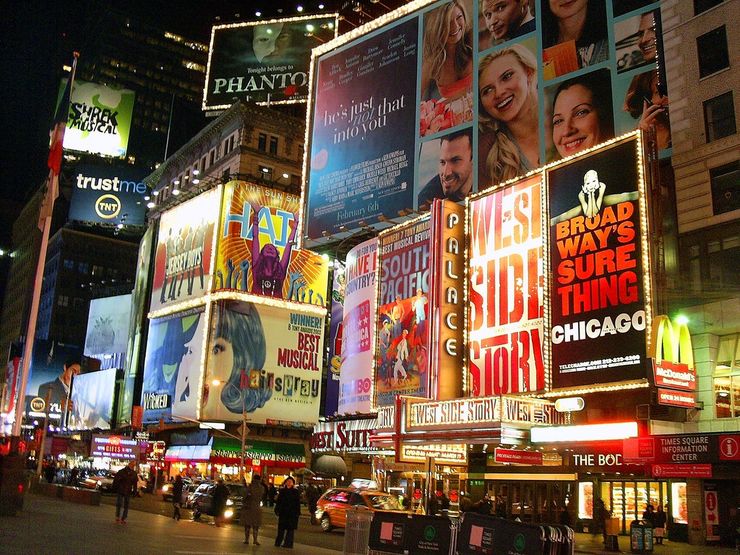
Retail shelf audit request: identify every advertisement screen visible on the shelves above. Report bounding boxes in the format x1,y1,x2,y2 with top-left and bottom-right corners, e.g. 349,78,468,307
140,307,207,423
25,341,83,420
204,15,337,108
84,294,132,357
216,181,328,306
304,0,668,242
68,368,117,430
61,79,135,158
548,137,647,389
325,263,344,416
374,218,431,407
469,175,544,395
201,301,324,426
69,164,148,227
150,189,220,313
338,238,377,415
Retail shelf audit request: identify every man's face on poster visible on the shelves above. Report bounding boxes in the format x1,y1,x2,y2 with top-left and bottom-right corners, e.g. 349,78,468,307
438,134,473,199
61,363,81,387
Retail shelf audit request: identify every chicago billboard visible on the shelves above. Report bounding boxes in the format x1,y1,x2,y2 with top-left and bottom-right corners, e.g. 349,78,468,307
61,79,135,158
201,301,324,426
216,181,328,306
150,189,220,313
69,164,148,227
68,368,117,430
204,15,337,108
304,0,668,243
84,293,132,357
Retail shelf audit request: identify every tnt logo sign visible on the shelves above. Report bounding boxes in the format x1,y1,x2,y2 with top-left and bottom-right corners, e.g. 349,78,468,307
95,194,121,219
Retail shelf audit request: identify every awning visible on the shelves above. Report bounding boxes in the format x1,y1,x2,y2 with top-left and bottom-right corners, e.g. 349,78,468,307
312,454,347,476
165,444,211,462
210,438,306,467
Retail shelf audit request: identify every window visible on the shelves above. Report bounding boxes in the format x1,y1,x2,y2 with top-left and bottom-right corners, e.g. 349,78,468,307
680,225,740,293
258,165,273,180
63,259,74,270
697,27,729,78
210,149,216,165
57,295,69,307
714,334,740,418
92,265,105,277
694,0,725,15
78,262,89,274
258,133,267,152
201,155,207,171
703,92,736,142
269,136,278,155
711,161,740,215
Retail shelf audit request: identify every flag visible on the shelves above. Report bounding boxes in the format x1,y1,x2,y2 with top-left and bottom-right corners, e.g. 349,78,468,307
39,53,79,229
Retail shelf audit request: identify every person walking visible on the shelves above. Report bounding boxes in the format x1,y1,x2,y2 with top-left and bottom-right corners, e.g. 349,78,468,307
241,474,266,545
653,505,667,545
306,484,320,525
113,461,138,524
274,477,301,549
172,475,183,521
268,483,277,507
212,478,230,527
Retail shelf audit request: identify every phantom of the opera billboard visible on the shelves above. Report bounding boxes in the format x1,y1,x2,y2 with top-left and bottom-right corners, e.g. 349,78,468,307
149,189,220,313
69,164,148,227
216,181,328,306
303,0,668,243
204,15,338,109
201,301,324,427
60,79,135,158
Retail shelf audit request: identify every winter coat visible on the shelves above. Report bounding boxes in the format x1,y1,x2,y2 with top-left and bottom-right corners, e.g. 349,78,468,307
240,481,266,527
653,510,667,528
172,478,184,503
275,486,301,530
113,466,138,496
212,483,230,514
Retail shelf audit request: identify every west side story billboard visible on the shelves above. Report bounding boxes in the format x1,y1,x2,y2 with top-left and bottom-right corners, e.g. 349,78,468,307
204,15,338,109
304,0,668,243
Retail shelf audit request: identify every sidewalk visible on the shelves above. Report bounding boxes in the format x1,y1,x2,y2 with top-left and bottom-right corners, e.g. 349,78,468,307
571,531,736,554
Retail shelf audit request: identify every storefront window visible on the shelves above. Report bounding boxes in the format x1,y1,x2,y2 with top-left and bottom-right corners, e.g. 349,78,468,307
578,482,593,519
671,482,688,524
601,482,612,514
636,481,648,517
648,483,660,510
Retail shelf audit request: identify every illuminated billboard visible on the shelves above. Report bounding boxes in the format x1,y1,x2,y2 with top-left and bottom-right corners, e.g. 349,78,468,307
69,368,117,430
84,294,132,357
216,181,328,306
150,188,220,313
201,301,324,426
204,15,338,109
61,79,135,158
325,263,344,416
25,340,83,421
69,164,148,227
304,0,668,243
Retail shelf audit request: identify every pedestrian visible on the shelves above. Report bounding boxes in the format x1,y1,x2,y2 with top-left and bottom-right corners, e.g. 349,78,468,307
113,461,138,524
559,506,572,527
68,467,79,486
653,505,667,544
427,493,439,516
642,504,655,526
241,474,266,545
306,483,320,525
268,482,277,507
44,459,56,484
172,475,183,521
274,477,301,549
212,478,230,527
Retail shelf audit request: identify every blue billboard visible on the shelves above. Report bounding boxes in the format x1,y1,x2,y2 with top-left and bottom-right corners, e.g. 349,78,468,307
68,164,148,227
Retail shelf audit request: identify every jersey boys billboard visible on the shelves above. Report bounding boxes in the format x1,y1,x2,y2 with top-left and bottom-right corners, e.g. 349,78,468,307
303,0,669,243
204,15,337,108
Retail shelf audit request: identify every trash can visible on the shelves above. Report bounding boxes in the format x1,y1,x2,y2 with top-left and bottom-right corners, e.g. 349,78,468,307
604,517,620,552
344,508,373,555
630,520,654,553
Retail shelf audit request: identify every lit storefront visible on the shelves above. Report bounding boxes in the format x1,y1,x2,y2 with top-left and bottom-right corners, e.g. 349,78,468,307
311,417,381,484
210,438,306,482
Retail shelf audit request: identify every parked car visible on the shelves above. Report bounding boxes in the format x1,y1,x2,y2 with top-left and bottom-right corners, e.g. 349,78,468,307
316,488,406,532
80,471,115,493
190,482,247,522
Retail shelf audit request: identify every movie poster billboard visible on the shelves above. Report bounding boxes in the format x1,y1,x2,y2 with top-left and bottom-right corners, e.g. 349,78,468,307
141,307,206,423
68,368,117,430
84,294,132,357
201,301,324,426
60,79,135,158
548,136,648,389
338,238,377,415
374,218,431,407
69,164,148,227
204,15,337,108
150,189,220,313
325,264,344,416
216,181,328,305
24,340,83,421
305,16,418,239
469,175,545,395
304,0,669,244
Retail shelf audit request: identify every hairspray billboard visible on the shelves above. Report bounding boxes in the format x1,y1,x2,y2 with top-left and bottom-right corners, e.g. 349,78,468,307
140,307,206,423
149,189,220,313
201,301,324,426
468,174,545,395
374,218,431,407
547,136,648,389
303,0,668,244
216,181,328,306
337,238,377,415
204,15,338,108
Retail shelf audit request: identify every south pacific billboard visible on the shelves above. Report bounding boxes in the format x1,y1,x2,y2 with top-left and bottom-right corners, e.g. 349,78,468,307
304,0,668,243
204,15,338,109
84,293,132,357
201,301,324,426
60,79,135,158
338,238,378,415
68,368,117,430
374,218,432,407
547,136,648,389
69,164,148,227
141,307,207,423
150,189,220,313
216,181,328,306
